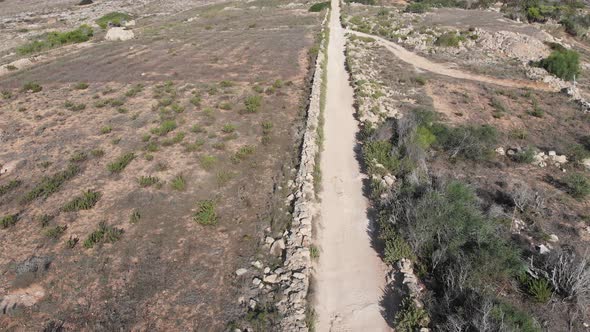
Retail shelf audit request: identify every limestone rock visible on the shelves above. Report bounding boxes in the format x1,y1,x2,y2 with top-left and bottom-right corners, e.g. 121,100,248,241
270,238,285,257
105,27,135,41
235,268,247,276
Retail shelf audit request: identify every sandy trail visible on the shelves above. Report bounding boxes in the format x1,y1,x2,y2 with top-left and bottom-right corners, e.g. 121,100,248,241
314,0,391,331
349,29,556,92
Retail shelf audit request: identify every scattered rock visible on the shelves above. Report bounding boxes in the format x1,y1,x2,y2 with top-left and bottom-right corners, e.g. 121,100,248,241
105,27,135,41
249,299,257,310
548,234,559,243
537,244,551,254
235,268,248,276
270,238,285,257
495,147,505,156
263,274,279,284
251,261,263,269
253,278,261,286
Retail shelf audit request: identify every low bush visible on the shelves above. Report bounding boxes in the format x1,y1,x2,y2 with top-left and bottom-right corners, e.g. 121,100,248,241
535,48,580,81
62,190,101,212
17,25,93,54
435,31,463,47
151,120,177,136
563,173,590,198
244,95,262,113
395,299,429,331
432,124,497,160
96,12,131,29
45,225,67,239
193,200,217,225
513,147,537,164
405,2,431,12
309,1,330,12
363,140,399,173
200,155,217,171
0,180,22,197
22,82,42,93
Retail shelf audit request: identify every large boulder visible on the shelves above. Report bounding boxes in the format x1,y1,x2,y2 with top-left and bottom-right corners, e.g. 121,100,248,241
105,28,135,41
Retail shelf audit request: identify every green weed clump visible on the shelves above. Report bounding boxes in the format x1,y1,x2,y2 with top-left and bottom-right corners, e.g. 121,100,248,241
232,145,255,163
17,25,93,55
21,164,80,203
0,214,18,228
151,120,177,136
138,175,160,187
107,152,135,173
193,200,217,225
74,82,89,90
200,155,217,170
62,190,101,212
434,31,463,47
45,225,67,239
96,12,132,29
171,174,186,191
65,101,86,111
83,222,124,248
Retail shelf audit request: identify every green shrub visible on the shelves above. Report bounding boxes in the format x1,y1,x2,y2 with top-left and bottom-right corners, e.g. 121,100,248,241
200,155,217,170
74,82,89,90
432,124,497,160
70,151,88,163
536,49,580,81
567,144,589,162
96,12,132,29
232,145,256,163
171,174,186,191
22,82,42,93
107,152,135,173
151,120,177,136
563,173,590,198
384,232,416,264
415,126,436,149
37,214,53,227
125,83,144,97
405,2,431,12
83,222,124,248
0,214,18,228
0,180,22,197
21,164,80,203
513,147,537,164
363,140,399,173
62,190,101,212
395,299,429,331
309,1,330,12
222,123,236,133
491,303,542,332
100,125,112,134
17,25,93,54
244,95,262,113
528,278,553,303
45,225,67,239
193,200,217,225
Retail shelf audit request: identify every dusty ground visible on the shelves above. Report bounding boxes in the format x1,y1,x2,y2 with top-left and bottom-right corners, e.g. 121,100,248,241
0,0,321,330
314,0,390,330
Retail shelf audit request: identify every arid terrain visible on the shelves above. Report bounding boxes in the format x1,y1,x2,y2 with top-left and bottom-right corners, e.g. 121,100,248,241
2,0,590,331
0,0,323,330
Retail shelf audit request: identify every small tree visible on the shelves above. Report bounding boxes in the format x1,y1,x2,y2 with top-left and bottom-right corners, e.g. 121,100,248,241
537,49,580,81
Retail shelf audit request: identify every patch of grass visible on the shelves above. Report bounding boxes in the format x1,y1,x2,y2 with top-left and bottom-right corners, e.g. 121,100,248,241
117,107,128,114
138,175,160,187
219,80,233,88
90,149,105,157
434,31,462,47
190,124,205,133
219,102,232,110
125,83,144,97
21,164,80,203
244,95,262,113
190,95,202,106
96,12,132,29
145,141,159,152
171,103,185,113
310,245,320,259
151,120,177,136
215,170,233,186
107,152,135,173
83,222,124,248
22,82,42,93
45,225,67,239
37,214,53,227
193,200,217,225
62,190,101,212
563,173,590,198
0,214,18,228
17,25,93,54
74,82,89,90
64,101,86,111
200,155,217,170
170,174,186,191
66,236,79,248
0,180,22,197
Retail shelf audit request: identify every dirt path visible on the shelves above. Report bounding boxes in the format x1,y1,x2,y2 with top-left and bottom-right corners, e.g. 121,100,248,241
349,29,557,92
314,1,391,331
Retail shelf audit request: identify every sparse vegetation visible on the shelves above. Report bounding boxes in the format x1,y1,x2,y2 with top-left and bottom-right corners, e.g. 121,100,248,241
83,222,124,248
171,174,186,191
21,164,80,203
22,82,42,93
62,190,101,212
138,175,160,187
563,173,590,198
0,180,22,197
107,152,135,173
151,120,177,136
244,95,262,113
17,25,93,54
45,225,67,239
0,214,18,228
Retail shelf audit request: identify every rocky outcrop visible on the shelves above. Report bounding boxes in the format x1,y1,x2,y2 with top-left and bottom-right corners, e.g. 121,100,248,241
276,11,329,332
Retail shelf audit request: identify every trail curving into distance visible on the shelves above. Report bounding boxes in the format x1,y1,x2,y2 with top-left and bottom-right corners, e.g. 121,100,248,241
348,29,557,92
314,0,391,331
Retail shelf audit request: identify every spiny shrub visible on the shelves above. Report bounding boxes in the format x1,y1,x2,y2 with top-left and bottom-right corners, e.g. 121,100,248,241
0,180,22,197
107,152,135,173
244,95,262,113
193,200,217,225
536,48,580,81
21,164,80,203
62,190,101,212
0,214,18,228
96,12,131,29
435,31,463,47
83,221,124,248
